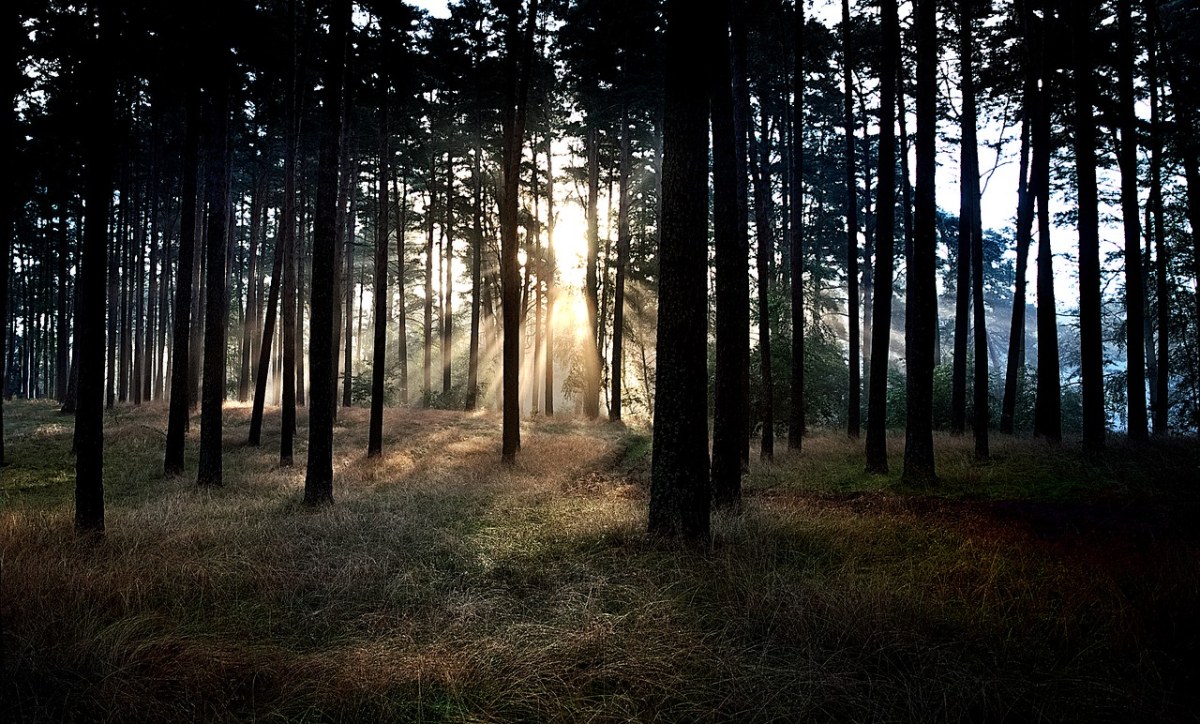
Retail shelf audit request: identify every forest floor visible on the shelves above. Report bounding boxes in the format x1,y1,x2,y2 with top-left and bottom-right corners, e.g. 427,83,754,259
2,399,1199,722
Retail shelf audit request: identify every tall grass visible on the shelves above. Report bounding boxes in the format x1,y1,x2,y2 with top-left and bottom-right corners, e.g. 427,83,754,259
1,401,1196,721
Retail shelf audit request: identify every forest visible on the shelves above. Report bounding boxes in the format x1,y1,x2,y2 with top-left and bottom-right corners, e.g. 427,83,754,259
3,0,1200,720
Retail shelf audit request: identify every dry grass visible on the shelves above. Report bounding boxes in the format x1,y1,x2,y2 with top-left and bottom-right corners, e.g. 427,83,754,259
1,401,1198,722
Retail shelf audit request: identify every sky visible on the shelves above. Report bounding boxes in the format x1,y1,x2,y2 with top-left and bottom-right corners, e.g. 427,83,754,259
407,0,450,19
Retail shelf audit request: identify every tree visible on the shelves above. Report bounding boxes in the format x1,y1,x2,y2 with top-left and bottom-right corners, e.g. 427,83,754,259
368,30,389,459
649,0,710,540
197,25,233,489
1116,0,1147,440
164,85,201,476
711,0,748,506
1071,0,1104,451
304,0,351,506
788,0,805,453
75,0,119,532
841,0,861,439
902,0,937,486
960,0,988,461
500,0,539,463
865,0,898,474
1031,0,1060,443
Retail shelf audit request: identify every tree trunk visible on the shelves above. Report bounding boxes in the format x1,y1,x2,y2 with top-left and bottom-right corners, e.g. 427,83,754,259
1147,0,1168,435
788,0,805,451
500,0,539,462
960,0,989,460
1071,0,1105,451
395,172,408,406
1000,88,1033,436
368,102,389,458
748,106,775,461
582,123,602,419
544,131,556,416
424,153,434,404
713,0,750,505
865,0,897,474
1031,0,1061,442
466,126,483,410
649,0,711,541
304,0,350,505
239,173,263,402
165,87,202,474
842,0,861,439
610,110,631,423
1115,0,1147,440
902,0,937,486
74,0,117,532
197,57,231,488
442,149,453,396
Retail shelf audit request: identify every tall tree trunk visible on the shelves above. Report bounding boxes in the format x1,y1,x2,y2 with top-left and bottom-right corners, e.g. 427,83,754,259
442,148,453,396
902,0,937,485
165,87,202,474
1147,0,1168,435
713,0,750,505
582,123,602,419
1030,0,1061,442
544,131,556,416
343,180,355,407
239,173,263,402
74,0,117,532
842,0,861,439
368,103,389,458
197,54,231,488
279,71,300,468
1001,85,1033,435
395,170,408,405
466,125,483,410
731,7,752,467
866,0,897,473
748,106,775,460
424,152,434,404
788,0,805,451
143,139,160,404
305,0,350,505
1116,0,1147,440
649,0,710,540
960,0,989,460
610,110,631,423
1071,0,1105,450
500,0,539,462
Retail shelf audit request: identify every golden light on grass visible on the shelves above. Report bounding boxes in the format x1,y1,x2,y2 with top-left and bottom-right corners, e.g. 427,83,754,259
2,400,1197,721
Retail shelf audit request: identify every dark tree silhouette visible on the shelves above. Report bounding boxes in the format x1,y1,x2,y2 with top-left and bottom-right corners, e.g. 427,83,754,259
711,0,747,507
865,0,898,474
74,0,118,532
902,0,937,486
649,0,710,540
305,0,351,506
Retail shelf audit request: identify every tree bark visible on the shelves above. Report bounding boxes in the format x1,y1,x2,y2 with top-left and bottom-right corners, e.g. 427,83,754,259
1116,0,1147,440
74,0,117,532
1071,0,1105,450
649,0,711,541
610,110,631,423
304,0,351,505
197,53,231,488
788,0,805,451
368,100,389,458
902,0,937,486
842,0,861,438
748,106,775,461
500,0,539,462
712,0,750,505
165,87,202,474
865,0,898,474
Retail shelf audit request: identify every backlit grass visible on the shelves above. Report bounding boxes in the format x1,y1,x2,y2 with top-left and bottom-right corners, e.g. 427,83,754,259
1,401,1197,721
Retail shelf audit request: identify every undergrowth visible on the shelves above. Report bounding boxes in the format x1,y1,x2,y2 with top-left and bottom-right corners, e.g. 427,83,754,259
1,401,1197,722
